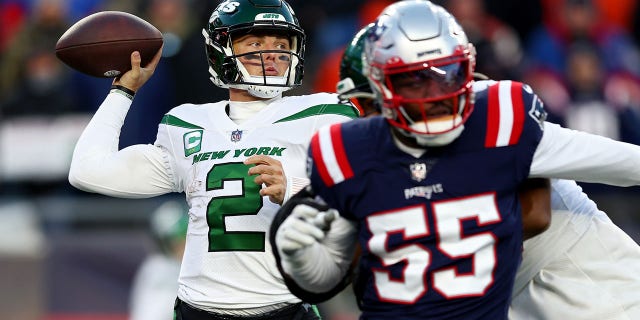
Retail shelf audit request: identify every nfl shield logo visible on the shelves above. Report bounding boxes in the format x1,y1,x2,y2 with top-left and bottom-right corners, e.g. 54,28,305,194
231,129,243,142
410,163,428,182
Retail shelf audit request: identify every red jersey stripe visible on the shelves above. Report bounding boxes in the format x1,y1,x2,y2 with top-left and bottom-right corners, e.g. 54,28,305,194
485,83,501,148
310,133,334,187
509,82,525,145
329,123,354,180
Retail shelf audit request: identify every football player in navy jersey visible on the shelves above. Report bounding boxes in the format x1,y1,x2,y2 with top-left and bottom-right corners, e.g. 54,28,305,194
271,1,640,319
327,22,640,320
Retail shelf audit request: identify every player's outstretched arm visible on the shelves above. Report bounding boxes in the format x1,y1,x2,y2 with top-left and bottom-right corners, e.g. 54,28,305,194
531,122,640,186
68,47,173,198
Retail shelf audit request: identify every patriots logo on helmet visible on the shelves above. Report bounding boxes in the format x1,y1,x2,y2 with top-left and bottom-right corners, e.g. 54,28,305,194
369,16,389,42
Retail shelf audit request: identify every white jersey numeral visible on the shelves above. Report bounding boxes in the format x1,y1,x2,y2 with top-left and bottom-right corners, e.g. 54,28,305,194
366,193,500,303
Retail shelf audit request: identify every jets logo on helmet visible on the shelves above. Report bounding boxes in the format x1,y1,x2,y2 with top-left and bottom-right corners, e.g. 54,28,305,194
220,1,240,13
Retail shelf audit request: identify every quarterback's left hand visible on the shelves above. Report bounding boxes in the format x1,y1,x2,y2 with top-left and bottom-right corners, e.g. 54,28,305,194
246,155,286,204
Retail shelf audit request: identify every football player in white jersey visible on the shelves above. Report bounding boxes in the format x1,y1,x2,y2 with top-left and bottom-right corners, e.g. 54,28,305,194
280,11,640,320
276,1,640,319
68,0,358,319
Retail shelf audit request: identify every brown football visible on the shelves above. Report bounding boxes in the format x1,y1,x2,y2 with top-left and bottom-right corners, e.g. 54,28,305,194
55,11,163,78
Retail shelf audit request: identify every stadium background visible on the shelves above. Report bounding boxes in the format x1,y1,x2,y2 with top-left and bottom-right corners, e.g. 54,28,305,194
1,0,640,319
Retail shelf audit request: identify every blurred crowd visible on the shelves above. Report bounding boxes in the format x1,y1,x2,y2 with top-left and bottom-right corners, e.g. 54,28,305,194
2,0,640,244
2,0,640,319
1,0,640,161
2,0,640,152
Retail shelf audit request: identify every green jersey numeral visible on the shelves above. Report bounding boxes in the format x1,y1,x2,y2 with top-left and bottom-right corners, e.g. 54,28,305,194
206,162,264,251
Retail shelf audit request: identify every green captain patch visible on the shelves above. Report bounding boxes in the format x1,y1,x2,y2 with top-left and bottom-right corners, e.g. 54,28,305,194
184,130,203,157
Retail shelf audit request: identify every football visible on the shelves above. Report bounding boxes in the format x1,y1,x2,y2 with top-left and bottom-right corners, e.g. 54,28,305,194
55,11,163,78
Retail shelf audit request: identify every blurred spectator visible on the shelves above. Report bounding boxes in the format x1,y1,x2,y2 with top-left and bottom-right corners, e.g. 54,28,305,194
634,1,640,46
311,0,392,94
558,41,640,145
445,0,524,80
0,0,75,114
523,0,640,148
0,1,27,53
484,0,542,45
525,0,640,78
1,47,78,117
148,0,227,106
129,200,188,320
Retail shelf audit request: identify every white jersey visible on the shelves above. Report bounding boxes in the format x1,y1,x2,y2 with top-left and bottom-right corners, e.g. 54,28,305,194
68,92,358,312
510,179,640,319
159,95,356,310
512,179,608,295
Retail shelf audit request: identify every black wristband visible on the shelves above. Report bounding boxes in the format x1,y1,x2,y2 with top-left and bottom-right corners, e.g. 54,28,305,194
110,84,136,100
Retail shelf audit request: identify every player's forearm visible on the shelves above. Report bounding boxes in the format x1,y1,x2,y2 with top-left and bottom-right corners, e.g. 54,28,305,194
530,122,640,186
281,216,357,293
68,92,173,198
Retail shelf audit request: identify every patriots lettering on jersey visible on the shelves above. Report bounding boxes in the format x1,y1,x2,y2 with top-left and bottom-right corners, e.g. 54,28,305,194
192,147,287,164
485,81,525,148
404,184,444,199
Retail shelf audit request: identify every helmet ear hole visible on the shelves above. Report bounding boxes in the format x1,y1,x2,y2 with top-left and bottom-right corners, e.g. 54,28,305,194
295,63,304,82
221,58,237,83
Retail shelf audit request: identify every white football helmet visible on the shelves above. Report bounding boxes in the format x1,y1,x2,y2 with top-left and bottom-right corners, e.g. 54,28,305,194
363,0,476,146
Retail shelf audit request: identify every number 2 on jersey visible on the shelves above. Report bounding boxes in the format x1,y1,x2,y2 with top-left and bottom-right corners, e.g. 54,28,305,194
206,162,264,252
367,193,500,303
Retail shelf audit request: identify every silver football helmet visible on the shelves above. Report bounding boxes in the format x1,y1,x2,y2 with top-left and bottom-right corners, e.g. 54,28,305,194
363,0,476,146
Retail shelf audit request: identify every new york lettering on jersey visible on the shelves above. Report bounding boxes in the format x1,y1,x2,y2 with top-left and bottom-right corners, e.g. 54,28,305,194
307,80,545,319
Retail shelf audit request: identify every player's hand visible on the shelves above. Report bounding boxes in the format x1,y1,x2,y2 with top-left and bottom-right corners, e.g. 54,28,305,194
276,204,337,256
245,155,286,204
113,45,163,92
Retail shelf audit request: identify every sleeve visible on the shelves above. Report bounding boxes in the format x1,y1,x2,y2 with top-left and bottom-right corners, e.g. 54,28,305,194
529,121,640,186
68,92,175,198
306,124,347,214
282,176,310,204
278,213,358,293
269,187,357,303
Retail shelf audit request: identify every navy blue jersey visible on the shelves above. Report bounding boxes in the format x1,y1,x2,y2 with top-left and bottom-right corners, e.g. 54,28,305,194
307,81,546,319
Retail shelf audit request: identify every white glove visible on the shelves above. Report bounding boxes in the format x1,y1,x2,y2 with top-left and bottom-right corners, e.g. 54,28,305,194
276,204,337,255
